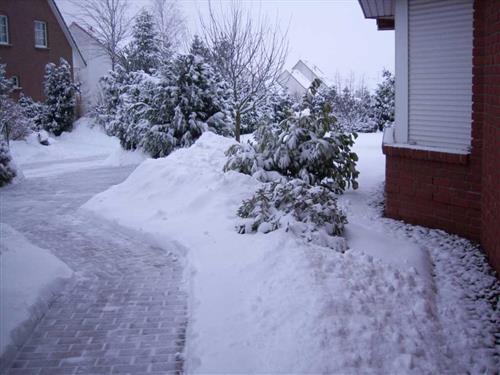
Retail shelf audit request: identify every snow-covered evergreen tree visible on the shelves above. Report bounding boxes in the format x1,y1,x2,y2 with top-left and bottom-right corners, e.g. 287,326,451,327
124,10,161,74
373,69,395,131
171,36,233,144
95,66,130,133
0,138,16,186
43,58,79,136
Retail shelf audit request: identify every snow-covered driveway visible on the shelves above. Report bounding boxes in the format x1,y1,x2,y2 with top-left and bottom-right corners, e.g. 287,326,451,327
2,161,187,374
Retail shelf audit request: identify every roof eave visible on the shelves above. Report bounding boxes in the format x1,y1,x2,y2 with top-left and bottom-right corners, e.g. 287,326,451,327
47,0,87,66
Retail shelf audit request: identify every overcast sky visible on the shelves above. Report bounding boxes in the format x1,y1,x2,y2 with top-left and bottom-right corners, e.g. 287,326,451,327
56,0,394,90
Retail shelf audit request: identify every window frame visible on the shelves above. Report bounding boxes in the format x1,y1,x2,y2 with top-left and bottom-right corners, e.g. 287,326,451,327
0,15,9,45
34,20,48,48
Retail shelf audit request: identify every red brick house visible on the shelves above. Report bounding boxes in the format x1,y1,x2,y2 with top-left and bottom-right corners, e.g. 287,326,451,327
358,0,500,274
0,0,85,101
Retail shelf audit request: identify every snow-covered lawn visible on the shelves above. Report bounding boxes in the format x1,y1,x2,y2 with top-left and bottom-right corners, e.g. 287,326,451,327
82,131,499,373
0,224,73,360
9,118,147,178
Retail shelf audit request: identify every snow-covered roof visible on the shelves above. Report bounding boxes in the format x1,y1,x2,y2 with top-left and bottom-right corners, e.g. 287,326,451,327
290,69,311,90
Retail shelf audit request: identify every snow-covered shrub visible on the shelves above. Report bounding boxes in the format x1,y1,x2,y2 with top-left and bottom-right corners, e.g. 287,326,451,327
0,139,16,186
225,80,359,194
373,69,395,131
18,94,46,132
0,65,31,141
237,179,347,238
331,85,376,133
43,58,79,136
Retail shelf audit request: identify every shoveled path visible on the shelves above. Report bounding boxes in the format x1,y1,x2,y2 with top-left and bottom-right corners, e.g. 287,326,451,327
1,163,187,374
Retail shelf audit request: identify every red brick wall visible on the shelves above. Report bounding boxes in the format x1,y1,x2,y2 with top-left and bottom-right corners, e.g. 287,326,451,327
476,0,500,274
384,0,500,274
0,0,73,101
384,147,482,240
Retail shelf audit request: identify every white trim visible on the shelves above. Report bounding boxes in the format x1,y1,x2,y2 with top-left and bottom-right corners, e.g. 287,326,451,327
394,0,408,144
0,15,9,45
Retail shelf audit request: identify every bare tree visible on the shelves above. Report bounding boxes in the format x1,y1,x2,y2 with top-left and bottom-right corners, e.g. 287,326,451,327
150,0,187,58
69,0,130,71
202,1,288,142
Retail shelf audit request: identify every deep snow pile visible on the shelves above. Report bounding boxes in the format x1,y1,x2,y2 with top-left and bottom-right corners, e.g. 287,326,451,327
83,131,468,373
0,224,73,360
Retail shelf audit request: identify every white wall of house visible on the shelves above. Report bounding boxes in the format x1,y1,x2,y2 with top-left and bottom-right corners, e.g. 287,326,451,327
70,23,112,115
394,0,474,153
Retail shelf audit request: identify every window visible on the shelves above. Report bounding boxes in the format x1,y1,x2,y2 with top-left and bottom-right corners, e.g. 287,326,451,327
34,20,47,48
11,76,19,88
0,15,9,45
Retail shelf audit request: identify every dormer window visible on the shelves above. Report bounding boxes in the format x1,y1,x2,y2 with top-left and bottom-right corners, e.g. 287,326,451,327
34,20,48,48
0,15,9,45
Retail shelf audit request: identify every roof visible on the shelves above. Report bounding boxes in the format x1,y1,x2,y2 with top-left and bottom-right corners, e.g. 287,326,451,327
47,0,87,66
69,22,108,50
358,0,395,30
358,0,394,19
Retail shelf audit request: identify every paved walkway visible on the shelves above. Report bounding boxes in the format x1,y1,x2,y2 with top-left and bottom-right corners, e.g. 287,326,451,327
1,163,187,374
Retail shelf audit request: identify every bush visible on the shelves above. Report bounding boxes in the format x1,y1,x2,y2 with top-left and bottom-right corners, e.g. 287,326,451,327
97,36,234,159
225,80,359,194
43,58,79,136
0,139,16,187
237,179,347,241
0,65,31,141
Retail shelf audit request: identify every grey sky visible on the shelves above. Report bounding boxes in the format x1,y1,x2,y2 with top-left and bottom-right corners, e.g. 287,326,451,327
56,0,394,90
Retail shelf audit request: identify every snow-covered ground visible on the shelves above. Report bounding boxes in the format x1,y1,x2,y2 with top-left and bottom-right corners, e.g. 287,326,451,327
9,118,147,178
0,224,73,359
82,131,499,373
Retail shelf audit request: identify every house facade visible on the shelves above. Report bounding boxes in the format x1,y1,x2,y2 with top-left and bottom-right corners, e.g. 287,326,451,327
278,60,329,98
359,0,500,274
69,22,112,114
0,0,85,101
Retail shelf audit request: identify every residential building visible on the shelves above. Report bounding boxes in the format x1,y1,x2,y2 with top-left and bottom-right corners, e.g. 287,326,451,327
69,22,112,114
0,0,85,101
358,0,500,274
278,59,330,98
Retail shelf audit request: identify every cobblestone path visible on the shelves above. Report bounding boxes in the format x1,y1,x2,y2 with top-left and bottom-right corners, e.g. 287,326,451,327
1,165,188,374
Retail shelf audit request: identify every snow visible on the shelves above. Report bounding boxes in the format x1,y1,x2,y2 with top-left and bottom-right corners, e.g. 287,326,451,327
9,117,146,178
83,131,474,374
10,118,118,165
0,224,73,358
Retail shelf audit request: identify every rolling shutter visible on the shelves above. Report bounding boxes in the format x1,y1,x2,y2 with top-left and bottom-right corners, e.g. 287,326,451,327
408,0,473,152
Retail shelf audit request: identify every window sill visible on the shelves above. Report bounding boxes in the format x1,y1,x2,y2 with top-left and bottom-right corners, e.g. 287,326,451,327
382,144,470,165
0,43,12,47
382,126,470,165
35,45,49,50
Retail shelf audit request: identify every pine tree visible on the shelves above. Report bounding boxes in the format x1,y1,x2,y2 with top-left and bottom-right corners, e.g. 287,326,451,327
373,69,395,131
43,58,79,136
125,10,161,74
171,36,233,145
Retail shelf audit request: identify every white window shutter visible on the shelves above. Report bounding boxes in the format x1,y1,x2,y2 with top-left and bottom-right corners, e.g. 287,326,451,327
408,0,474,152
